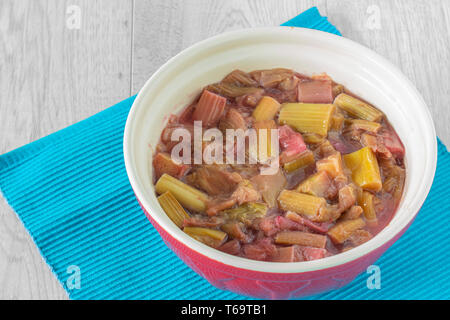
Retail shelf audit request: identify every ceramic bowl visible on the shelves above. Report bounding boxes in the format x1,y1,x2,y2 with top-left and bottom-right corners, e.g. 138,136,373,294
124,27,437,299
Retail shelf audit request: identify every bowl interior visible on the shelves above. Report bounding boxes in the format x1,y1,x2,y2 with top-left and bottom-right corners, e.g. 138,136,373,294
124,27,437,273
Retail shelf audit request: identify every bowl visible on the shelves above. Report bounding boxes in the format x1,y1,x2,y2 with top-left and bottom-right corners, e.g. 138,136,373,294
123,27,437,299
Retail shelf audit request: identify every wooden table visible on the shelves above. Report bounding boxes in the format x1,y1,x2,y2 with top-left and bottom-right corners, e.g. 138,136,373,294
0,0,448,299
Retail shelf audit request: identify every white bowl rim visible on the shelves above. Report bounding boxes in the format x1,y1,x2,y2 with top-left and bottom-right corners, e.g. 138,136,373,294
124,27,437,274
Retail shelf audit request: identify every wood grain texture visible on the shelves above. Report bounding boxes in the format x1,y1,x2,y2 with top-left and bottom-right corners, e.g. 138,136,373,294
131,0,326,92
132,0,450,146
0,0,133,299
1,0,449,299
324,0,450,148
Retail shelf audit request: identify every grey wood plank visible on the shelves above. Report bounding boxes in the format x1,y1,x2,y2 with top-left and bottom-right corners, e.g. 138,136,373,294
131,0,327,93
0,0,133,299
133,0,450,146
325,0,450,147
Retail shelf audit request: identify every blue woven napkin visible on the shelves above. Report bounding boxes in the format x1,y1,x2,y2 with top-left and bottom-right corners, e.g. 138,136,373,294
0,7,448,300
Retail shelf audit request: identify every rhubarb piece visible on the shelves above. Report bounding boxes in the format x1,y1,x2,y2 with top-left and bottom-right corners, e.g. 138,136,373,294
184,227,227,248
279,103,335,136
153,152,189,180
275,231,327,248
334,93,383,122
343,147,382,192
296,171,336,199
278,190,327,220
278,125,307,158
253,96,281,121
298,80,333,103
192,90,227,127
327,218,366,244
155,174,209,213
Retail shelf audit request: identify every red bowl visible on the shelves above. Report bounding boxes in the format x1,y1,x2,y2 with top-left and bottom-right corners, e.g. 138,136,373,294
141,199,414,299
124,28,437,299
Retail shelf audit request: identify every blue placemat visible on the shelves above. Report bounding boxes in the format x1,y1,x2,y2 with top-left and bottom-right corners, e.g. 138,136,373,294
0,7,449,300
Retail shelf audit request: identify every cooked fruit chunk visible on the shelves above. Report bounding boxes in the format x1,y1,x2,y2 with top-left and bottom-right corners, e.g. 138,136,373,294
251,170,287,207
275,231,327,248
296,171,335,199
316,152,345,179
297,80,333,103
192,90,227,127
155,174,209,213
343,147,382,192
279,103,335,136
253,96,281,121
183,227,227,248
278,190,327,220
157,191,190,228
334,93,383,122
327,218,366,244
153,152,189,180
282,150,315,172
